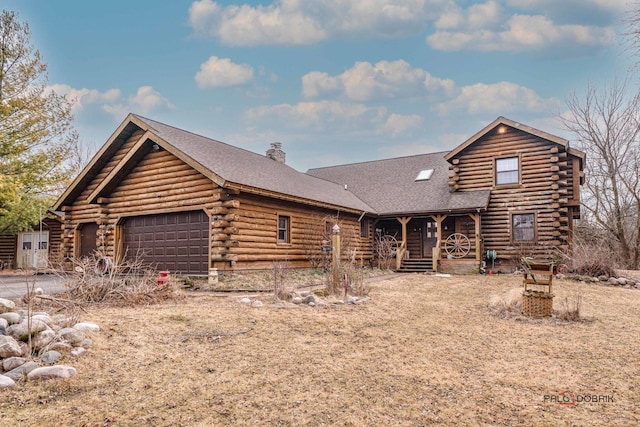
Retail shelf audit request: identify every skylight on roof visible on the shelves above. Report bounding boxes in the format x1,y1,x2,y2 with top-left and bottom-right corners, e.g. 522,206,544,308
415,168,434,181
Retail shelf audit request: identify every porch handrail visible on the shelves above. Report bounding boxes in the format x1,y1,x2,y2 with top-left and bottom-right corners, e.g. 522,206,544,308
395,240,407,270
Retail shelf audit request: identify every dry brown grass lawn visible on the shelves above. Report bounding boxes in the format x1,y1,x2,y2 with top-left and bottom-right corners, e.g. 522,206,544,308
1,273,639,426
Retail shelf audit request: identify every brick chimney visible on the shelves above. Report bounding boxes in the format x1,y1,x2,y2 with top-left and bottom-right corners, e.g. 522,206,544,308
266,142,286,164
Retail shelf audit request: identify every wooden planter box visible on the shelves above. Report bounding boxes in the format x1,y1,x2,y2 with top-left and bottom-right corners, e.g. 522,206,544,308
522,291,553,317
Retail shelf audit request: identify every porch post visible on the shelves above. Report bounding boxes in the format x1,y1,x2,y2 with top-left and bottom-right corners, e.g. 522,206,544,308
396,216,411,270
432,214,447,272
468,213,481,262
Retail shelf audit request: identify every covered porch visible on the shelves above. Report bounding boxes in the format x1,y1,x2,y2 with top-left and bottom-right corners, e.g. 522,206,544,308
375,212,483,274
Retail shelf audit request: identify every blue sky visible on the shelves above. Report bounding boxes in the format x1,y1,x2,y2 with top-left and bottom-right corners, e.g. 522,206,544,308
4,0,634,171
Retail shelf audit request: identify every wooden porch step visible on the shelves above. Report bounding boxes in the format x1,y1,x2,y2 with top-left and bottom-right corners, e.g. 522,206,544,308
397,258,433,273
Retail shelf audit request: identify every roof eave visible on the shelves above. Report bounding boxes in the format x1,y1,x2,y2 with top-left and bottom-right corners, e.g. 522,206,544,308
224,182,372,215
53,113,147,210
444,116,571,162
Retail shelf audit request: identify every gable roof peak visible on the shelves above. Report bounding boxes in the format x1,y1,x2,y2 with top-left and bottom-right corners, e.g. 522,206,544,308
444,116,571,162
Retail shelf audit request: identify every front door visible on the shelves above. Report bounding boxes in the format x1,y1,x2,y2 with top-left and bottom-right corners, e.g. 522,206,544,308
17,231,49,269
422,220,438,258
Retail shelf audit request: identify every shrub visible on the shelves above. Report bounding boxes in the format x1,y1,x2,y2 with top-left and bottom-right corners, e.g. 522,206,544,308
556,292,583,321
60,251,179,305
488,288,522,318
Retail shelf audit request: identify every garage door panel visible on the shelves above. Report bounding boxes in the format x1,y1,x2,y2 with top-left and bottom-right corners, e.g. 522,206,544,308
123,210,209,274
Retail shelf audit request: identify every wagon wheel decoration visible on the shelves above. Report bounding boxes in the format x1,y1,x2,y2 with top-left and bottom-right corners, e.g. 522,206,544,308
378,234,398,255
444,233,471,258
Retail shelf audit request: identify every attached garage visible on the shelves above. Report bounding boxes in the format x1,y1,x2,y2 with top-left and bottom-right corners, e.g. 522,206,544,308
122,210,209,275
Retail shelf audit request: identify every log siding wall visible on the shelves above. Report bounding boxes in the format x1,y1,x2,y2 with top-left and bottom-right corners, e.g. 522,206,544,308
228,193,373,270
59,128,373,272
448,126,578,262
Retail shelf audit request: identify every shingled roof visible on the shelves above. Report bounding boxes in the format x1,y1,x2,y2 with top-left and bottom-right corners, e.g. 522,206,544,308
55,114,490,216
306,153,491,216
54,114,374,213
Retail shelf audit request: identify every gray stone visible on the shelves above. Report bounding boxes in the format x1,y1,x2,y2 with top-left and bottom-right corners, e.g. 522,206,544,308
70,347,86,357
251,300,264,308
304,294,317,304
608,278,620,286
0,312,21,325
7,319,48,341
0,317,8,330
82,338,93,347
31,313,53,325
0,375,16,388
47,341,72,353
27,365,76,381
57,327,85,346
3,356,26,372
239,297,251,304
618,277,628,285
0,298,16,314
32,329,56,351
292,296,303,305
73,322,100,332
0,335,23,358
41,350,63,365
4,361,39,381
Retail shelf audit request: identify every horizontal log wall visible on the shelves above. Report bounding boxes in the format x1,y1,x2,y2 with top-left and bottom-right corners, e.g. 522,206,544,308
448,126,578,263
59,126,372,272
60,128,217,263
0,234,16,267
226,193,373,270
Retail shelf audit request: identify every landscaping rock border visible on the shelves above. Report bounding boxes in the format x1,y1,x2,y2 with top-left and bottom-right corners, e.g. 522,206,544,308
0,301,99,388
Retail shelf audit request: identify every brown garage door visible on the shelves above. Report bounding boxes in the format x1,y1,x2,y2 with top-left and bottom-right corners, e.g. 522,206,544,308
122,210,209,274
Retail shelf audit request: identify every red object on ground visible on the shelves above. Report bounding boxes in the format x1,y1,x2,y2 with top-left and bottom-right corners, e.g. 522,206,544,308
158,271,170,285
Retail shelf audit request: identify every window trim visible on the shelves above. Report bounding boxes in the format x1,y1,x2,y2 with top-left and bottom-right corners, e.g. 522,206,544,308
495,155,521,186
277,214,291,244
510,212,537,243
360,218,369,238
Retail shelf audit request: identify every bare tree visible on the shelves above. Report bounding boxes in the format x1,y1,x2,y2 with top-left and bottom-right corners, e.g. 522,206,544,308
561,78,640,268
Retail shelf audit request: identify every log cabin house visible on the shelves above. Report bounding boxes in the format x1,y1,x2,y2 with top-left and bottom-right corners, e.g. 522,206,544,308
52,114,584,275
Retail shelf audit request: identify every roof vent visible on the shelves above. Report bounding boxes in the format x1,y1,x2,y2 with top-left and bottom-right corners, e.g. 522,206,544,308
266,142,286,164
415,168,434,181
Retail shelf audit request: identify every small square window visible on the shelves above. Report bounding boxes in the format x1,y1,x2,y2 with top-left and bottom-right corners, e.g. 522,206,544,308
512,213,535,242
278,215,290,243
496,157,519,185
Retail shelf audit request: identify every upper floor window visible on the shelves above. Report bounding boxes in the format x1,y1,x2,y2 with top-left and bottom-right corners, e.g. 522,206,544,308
496,157,519,185
278,215,290,243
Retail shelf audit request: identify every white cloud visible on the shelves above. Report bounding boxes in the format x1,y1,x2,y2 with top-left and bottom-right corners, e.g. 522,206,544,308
128,86,175,112
246,100,420,137
48,84,174,120
507,0,628,17
47,84,121,112
195,56,255,88
188,0,446,46
380,113,423,136
428,13,615,53
426,0,616,55
435,0,502,30
436,81,561,115
302,60,455,102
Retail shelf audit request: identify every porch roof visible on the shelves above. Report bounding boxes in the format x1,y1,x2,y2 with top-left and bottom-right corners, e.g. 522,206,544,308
307,152,491,215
